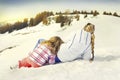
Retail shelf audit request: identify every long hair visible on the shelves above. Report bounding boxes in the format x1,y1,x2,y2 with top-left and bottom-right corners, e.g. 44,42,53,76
40,36,64,55
84,23,95,61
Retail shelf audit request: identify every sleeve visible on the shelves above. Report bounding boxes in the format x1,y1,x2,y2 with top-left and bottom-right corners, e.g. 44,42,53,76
34,39,45,49
48,55,56,64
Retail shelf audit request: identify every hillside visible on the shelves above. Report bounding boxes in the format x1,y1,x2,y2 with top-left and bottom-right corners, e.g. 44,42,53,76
0,14,120,80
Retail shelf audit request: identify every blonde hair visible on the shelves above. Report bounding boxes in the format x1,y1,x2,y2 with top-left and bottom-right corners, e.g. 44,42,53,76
84,23,95,61
40,36,64,55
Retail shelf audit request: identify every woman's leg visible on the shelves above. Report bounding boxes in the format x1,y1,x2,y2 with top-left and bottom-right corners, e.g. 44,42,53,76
82,45,92,60
69,30,91,60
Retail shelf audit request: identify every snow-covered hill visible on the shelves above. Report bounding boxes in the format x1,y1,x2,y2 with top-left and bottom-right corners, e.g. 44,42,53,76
0,15,120,80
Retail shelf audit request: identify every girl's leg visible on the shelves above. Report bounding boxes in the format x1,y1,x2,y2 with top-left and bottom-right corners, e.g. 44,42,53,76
19,57,40,68
10,57,31,69
18,57,32,68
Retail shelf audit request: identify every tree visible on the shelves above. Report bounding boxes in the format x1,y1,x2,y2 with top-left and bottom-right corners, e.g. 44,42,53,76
93,10,99,16
84,14,87,18
22,18,28,28
75,14,80,21
113,12,118,16
56,15,64,23
29,18,34,27
42,18,48,25
0,23,11,33
103,11,107,15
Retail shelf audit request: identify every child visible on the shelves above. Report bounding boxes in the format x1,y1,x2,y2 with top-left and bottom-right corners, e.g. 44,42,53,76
10,36,64,69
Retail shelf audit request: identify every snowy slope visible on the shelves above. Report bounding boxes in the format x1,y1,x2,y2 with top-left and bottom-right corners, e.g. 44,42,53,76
0,15,120,80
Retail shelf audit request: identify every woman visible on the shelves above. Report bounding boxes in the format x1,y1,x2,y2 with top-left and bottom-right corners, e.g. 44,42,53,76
55,23,95,63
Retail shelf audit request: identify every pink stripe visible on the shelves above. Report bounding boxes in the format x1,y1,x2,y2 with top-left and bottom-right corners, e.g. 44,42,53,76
30,53,44,65
40,45,51,55
30,54,40,63
40,53,48,60
36,46,49,55
34,47,48,60
39,46,49,59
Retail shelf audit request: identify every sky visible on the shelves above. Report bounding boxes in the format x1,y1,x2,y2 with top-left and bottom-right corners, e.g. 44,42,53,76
0,0,120,24
0,0,120,3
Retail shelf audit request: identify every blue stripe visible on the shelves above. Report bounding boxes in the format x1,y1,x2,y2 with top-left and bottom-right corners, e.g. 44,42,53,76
79,30,83,43
81,43,91,57
80,32,91,58
68,34,76,49
85,33,88,45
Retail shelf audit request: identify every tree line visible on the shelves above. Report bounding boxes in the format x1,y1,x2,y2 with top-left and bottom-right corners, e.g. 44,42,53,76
103,11,120,17
0,11,53,34
0,10,119,34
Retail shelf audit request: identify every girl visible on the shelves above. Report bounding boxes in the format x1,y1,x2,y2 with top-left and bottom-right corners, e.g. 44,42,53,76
55,23,95,63
10,36,63,69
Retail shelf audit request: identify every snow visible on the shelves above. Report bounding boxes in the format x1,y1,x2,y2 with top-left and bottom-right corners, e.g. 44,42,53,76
0,14,120,80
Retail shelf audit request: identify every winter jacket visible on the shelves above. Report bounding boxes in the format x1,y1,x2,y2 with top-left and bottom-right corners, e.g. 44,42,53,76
57,29,92,62
29,45,55,66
